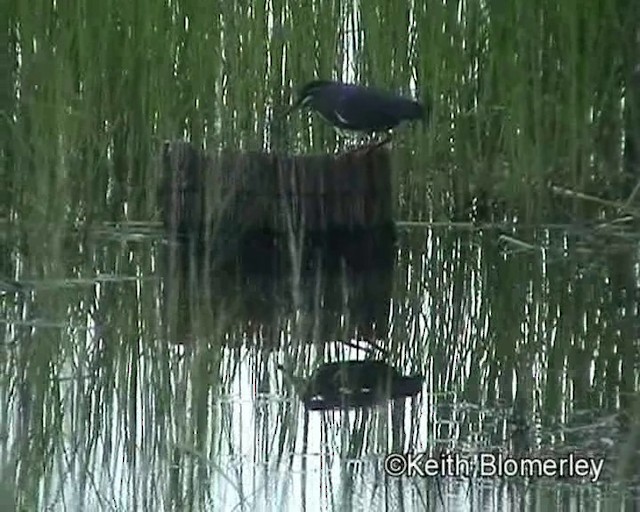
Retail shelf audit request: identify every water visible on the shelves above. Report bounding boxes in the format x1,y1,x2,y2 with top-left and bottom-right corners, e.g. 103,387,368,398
1,222,638,510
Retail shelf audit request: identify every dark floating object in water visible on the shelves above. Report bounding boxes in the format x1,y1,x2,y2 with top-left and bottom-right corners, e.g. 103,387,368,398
300,360,424,410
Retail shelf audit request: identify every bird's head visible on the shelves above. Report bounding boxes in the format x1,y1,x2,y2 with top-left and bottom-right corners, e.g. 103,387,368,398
288,80,335,113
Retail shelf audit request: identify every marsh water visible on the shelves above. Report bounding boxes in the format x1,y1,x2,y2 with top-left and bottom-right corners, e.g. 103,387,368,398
3,0,640,510
2,220,639,510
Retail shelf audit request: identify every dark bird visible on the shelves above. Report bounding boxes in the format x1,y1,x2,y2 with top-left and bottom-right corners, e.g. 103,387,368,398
288,80,427,134
287,360,424,410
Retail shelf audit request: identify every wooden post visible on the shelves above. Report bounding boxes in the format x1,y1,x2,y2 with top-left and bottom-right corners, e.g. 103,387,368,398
159,141,394,238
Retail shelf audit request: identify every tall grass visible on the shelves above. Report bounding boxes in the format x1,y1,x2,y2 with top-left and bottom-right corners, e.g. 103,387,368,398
2,0,637,226
1,1,640,509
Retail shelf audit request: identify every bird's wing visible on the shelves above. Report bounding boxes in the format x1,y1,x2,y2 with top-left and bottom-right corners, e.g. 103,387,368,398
334,86,413,131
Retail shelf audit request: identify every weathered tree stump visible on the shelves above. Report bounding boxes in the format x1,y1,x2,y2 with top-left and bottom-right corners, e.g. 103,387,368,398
158,142,397,342
158,140,394,240
158,140,397,277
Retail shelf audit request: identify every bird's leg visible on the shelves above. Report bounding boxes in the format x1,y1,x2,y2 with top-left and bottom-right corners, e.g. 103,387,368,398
350,132,392,156
339,134,372,154
346,136,365,152
333,127,362,153
367,132,392,151
335,131,392,155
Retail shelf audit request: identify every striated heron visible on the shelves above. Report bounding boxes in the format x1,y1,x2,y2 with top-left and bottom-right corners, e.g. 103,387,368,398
288,80,427,143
